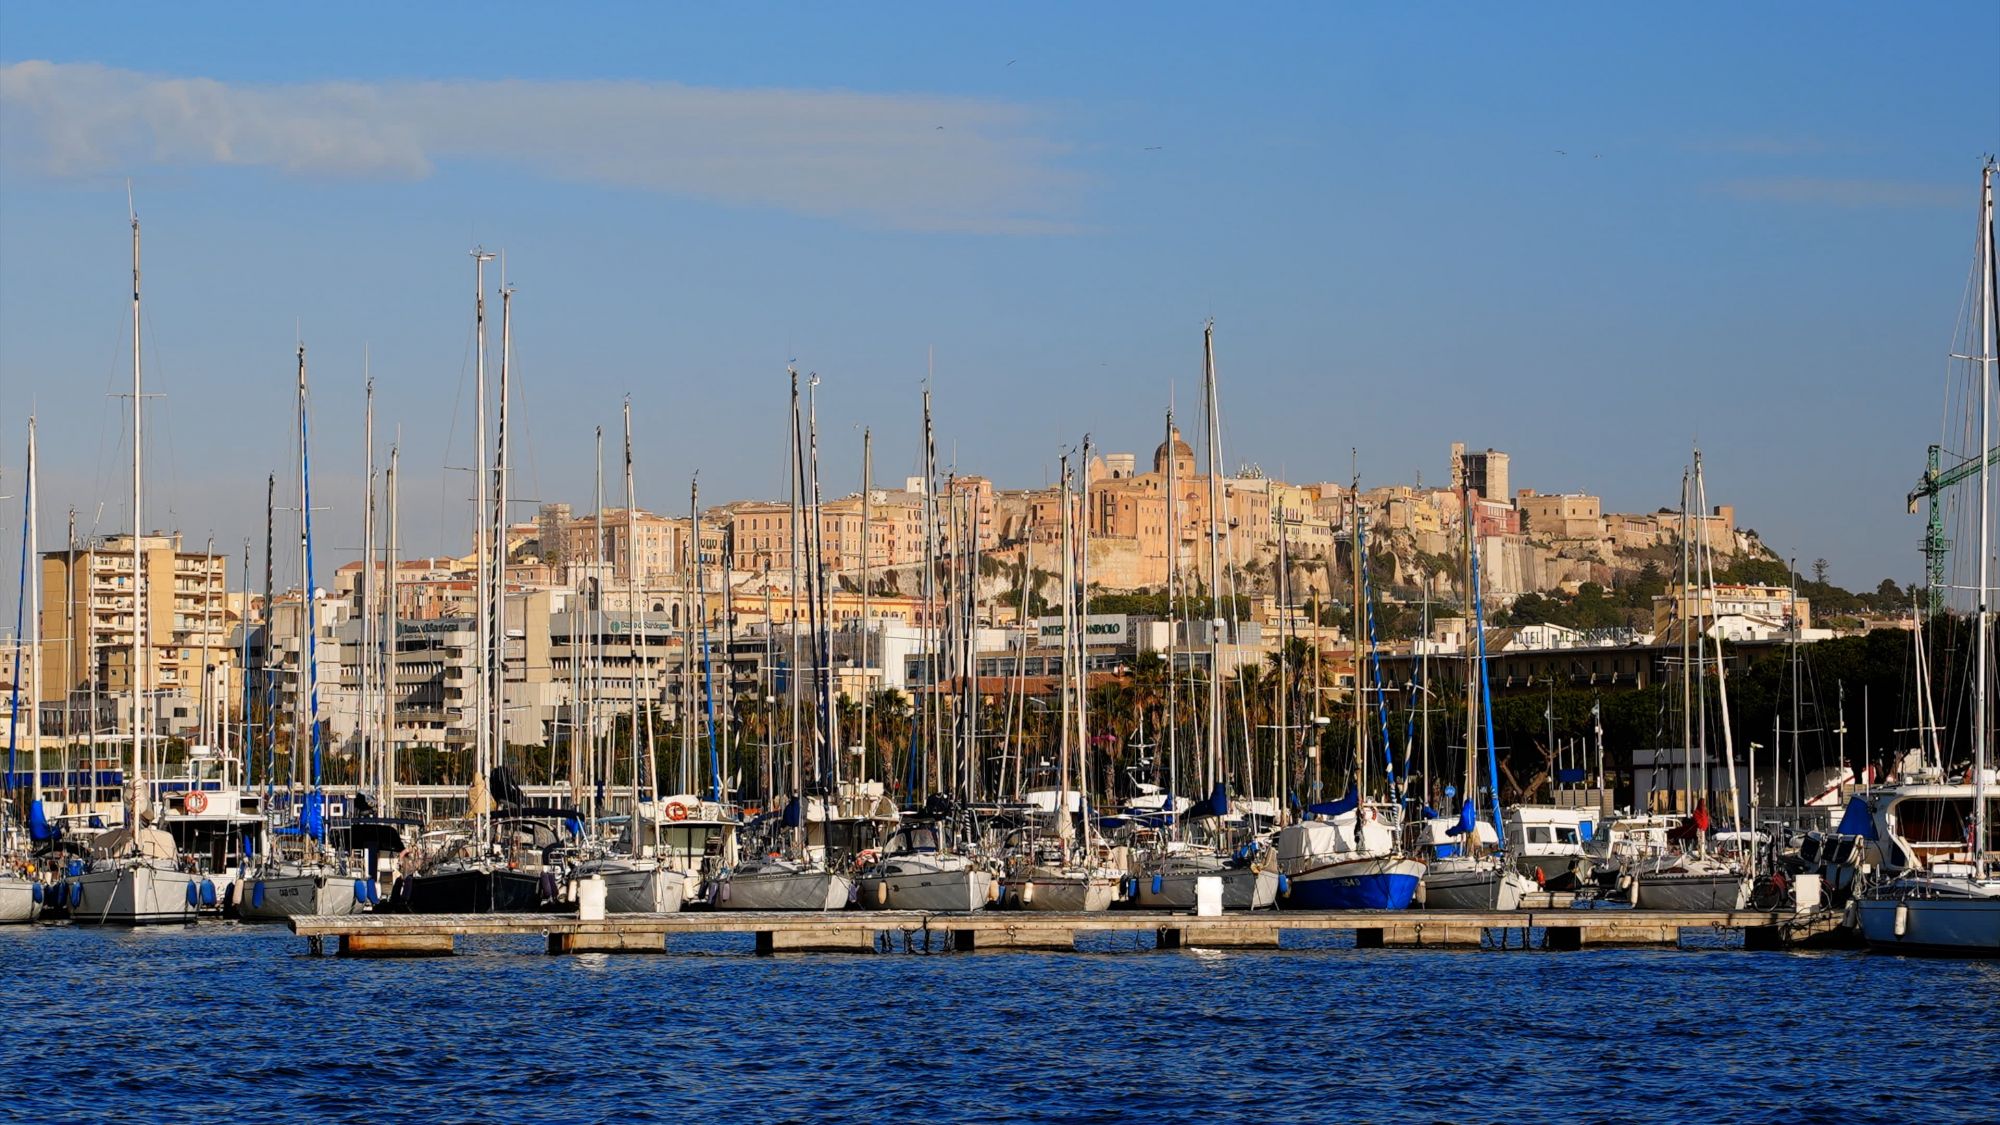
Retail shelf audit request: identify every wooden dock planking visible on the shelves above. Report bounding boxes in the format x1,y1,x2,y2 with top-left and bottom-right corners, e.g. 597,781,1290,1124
287,908,1844,957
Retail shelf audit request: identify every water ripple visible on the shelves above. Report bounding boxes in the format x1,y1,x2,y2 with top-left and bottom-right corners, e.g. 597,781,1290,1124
0,925,1994,1124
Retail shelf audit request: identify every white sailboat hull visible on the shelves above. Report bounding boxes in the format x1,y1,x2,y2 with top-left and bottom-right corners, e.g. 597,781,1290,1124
238,872,361,921
71,864,201,925
1012,870,1121,912
1634,871,1751,911
1128,866,1279,910
575,860,687,913
716,868,853,911
1858,888,2000,957
859,868,995,912
0,878,37,924
1425,862,1537,911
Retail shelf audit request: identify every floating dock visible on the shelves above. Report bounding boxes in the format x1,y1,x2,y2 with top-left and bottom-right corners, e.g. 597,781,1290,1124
288,906,1858,957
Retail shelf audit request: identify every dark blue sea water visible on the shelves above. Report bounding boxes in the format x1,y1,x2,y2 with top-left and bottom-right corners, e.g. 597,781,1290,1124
2,923,1994,1124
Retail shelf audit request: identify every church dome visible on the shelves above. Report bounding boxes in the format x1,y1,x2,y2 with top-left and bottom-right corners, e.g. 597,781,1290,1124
1153,427,1196,475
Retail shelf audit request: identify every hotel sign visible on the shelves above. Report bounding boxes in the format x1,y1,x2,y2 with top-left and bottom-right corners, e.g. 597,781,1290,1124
1037,614,1128,646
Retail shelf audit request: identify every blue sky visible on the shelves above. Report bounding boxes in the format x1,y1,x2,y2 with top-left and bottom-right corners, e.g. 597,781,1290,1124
2,3,1997,613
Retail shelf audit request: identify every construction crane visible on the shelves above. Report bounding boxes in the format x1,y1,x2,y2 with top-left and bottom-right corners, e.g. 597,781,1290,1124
1908,442,2000,612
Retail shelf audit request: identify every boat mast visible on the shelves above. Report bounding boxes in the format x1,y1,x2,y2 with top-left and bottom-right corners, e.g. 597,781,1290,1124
1078,435,1092,818
262,473,274,800
360,373,375,796
296,344,325,853
806,374,835,799
382,444,398,816
1976,156,1996,877
1678,469,1692,826
695,474,721,803
1351,478,1365,801
11,418,43,800
591,429,605,820
623,399,649,853
1462,472,1479,831
921,382,939,799
1056,452,1075,852
1202,322,1224,799
129,203,148,819
1695,455,1743,834
787,369,803,837
493,280,512,797
471,247,494,850
859,428,871,786
1162,408,1180,831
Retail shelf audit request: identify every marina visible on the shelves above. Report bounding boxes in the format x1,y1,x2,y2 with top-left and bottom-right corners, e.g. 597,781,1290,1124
4,10,2000,1123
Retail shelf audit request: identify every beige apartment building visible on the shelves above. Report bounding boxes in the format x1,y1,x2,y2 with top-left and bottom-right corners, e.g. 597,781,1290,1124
38,534,234,713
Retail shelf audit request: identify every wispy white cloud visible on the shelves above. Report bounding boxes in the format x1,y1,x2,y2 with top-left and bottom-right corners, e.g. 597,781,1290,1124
1713,175,1959,209
0,60,1082,234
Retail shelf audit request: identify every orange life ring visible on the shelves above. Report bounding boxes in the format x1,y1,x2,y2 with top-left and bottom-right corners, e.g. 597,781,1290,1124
1534,866,1547,887
185,791,209,814
666,801,689,822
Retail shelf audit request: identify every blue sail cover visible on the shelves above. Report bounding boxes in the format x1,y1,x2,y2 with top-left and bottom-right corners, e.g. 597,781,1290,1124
1309,783,1360,818
300,792,325,840
1445,798,1478,837
1836,795,1877,839
28,798,54,841
781,796,802,828
1185,782,1230,820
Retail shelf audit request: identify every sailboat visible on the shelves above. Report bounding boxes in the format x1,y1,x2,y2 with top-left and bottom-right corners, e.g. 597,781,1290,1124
1129,334,1277,910
1424,488,1536,910
402,254,572,914
1859,158,2000,955
1002,449,1124,912
717,369,878,910
68,205,203,925
568,406,693,914
858,427,996,912
1632,456,1753,911
241,346,360,921
1274,471,1425,910
3,416,46,924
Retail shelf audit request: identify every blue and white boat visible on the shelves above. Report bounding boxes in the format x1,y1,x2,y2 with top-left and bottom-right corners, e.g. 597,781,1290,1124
1276,791,1423,910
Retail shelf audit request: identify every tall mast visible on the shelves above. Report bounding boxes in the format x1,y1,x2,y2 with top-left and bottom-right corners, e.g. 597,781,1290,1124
1678,469,1692,821
859,428,872,784
806,374,835,796
493,280,512,790
1462,470,1479,824
695,474,720,803
1202,322,1224,796
1976,156,1996,876
787,369,803,825
382,444,398,815
1163,408,1180,830
470,247,494,848
262,473,274,798
1695,455,1742,833
1078,434,1092,813
921,382,939,798
623,399,649,850
296,344,324,851
20,417,42,799
1351,478,1365,797
591,429,605,821
129,203,148,811
1056,452,1075,850
360,373,375,794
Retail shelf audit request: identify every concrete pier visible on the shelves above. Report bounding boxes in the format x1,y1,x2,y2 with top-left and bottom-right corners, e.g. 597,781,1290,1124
288,907,1850,958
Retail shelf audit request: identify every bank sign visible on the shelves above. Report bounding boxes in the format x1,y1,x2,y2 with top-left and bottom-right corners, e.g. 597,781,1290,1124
1037,614,1128,646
